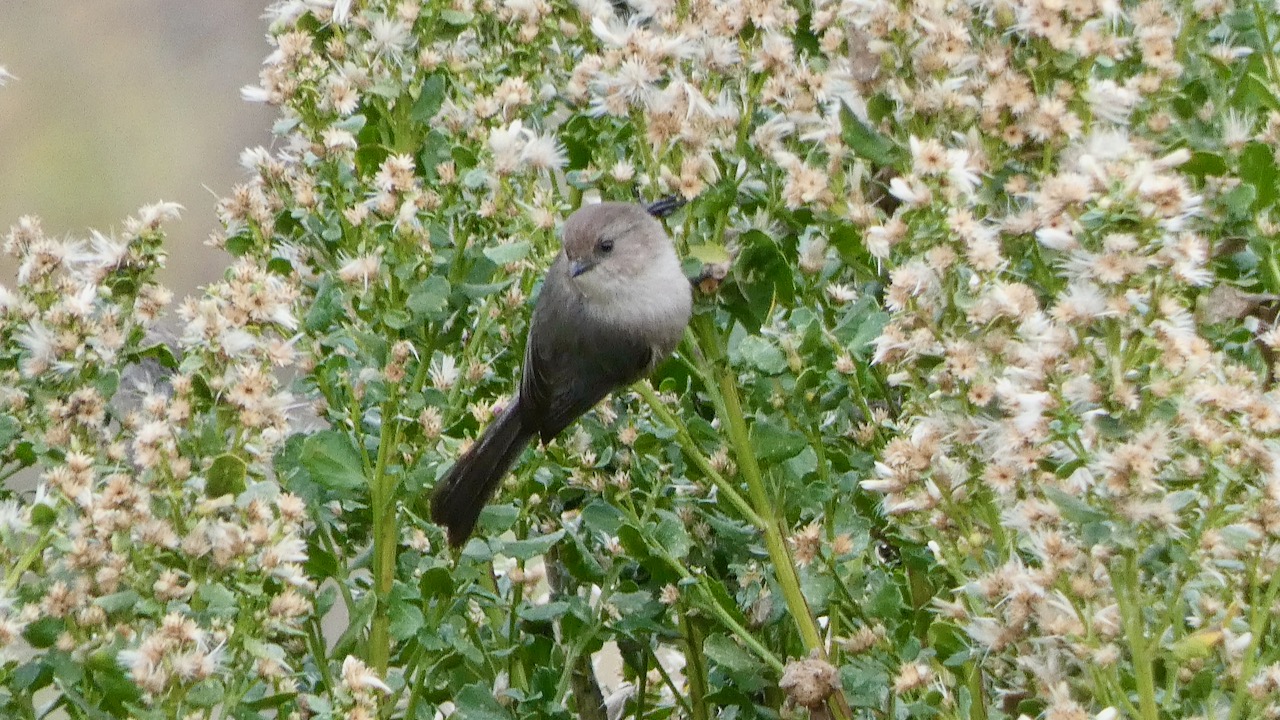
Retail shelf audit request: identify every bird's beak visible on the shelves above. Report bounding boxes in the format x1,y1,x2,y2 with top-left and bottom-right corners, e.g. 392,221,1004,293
569,259,595,278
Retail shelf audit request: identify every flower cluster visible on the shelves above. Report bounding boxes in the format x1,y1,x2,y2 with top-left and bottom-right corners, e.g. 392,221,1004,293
4,0,1279,716
0,203,313,714
844,0,1280,713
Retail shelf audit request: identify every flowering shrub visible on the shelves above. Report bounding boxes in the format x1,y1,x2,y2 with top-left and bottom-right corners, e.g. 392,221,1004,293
2,0,1280,718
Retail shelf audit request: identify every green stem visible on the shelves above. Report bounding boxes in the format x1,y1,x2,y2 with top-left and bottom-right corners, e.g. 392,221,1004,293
307,617,335,692
690,313,853,720
645,643,694,718
691,583,786,674
966,661,987,720
3,526,54,592
507,572,525,691
368,393,405,674
1228,560,1280,720
1251,0,1280,89
1111,554,1158,720
633,380,763,528
635,648,648,720
1266,249,1280,296
681,614,711,720
369,332,437,674
614,491,787,674
690,315,824,653
555,624,603,705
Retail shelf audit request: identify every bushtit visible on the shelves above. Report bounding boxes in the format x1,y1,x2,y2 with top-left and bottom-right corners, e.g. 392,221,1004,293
431,202,692,546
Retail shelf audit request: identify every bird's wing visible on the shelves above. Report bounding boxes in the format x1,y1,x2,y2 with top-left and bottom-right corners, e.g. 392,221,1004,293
520,259,652,444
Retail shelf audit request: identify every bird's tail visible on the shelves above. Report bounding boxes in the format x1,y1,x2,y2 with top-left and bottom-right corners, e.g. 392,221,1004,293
431,403,533,547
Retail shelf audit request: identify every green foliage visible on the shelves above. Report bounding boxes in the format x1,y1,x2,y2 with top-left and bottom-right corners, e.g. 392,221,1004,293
3,0,1280,717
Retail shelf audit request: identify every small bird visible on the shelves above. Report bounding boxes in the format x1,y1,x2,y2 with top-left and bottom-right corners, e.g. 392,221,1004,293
431,202,693,546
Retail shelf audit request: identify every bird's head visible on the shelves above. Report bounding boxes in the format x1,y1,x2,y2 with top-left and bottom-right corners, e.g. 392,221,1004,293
561,202,674,283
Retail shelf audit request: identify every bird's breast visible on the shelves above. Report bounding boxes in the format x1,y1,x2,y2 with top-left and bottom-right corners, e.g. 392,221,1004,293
575,261,691,349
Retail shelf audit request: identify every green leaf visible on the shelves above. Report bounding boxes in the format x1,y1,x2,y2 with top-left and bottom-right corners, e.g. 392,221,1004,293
1169,629,1223,661
848,311,889,358
407,276,451,318
30,500,57,526
206,454,247,498
477,503,519,536
580,501,625,535
0,414,21,447
23,617,64,649
419,566,454,600
12,659,52,692
390,603,425,642
1240,143,1278,209
134,341,179,370
483,241,531,266
95,370,120,400
612,590,659,617
560,533,605,583
867,578,904,618
731,335,789,374
440,9,474,25
48,651,83,686
703,634,768,692
332,592,377,659
1223,182,1258,217
185,679,225,708
840,102,901,167
749,420,807,465
1043,487,1108,525
419,131,453,180
403,458,436,496
519,601,569,622
333,114,367,133
453,682,514,720
383,308,413,330
50,673,116,720
460,280,512,298
94,590,142,614
460,537,495,561
503,530,565,560
799,567,835,612
198,582,239,616
1183,151,1228,178
301,431,366,491
304,277,344,332
411,74,446,123
653,510,692,560
686,243,732,265
463,167,491,189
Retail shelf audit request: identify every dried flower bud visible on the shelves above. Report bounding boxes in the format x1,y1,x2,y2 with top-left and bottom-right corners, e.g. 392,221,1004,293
780,655,841,708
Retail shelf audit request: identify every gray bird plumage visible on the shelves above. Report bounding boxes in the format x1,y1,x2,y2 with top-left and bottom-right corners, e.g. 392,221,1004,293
431,202,692,546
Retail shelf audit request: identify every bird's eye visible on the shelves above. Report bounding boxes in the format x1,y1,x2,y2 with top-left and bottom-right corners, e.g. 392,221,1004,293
597,239,615,254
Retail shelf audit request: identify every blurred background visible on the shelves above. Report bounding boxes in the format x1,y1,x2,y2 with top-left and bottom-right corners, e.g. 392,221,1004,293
0,1,275,292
